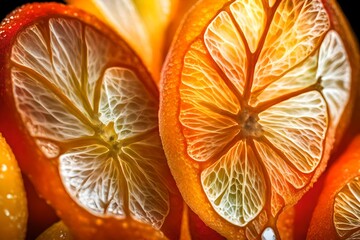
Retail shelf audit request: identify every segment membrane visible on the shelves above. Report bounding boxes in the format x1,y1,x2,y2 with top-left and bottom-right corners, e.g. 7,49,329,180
230,0,265,53
11,68,94,142
334,177,360,238
254,140,310,215
49,18,85,114
251,53,318,105
60,145,125,217
85,27,127,109
180,41,240,162
181,40,240,115
180,105,239,162
11,18,169,228
121,134,170,229
204,11,247,96
201,141,266,226
259,91,327,173
254,0,329,89
318,30,351,128
99,67,158,140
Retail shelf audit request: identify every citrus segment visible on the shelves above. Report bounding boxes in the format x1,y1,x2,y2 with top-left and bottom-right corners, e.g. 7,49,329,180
66,0,177,80
0,3,181,239
99,67,158,140
258,91,327,173
201,140,266,226
250,53,319,106
60,144,127,218
254,0,329,90
0,134,28,240
254,140,310,216
204,11,246,95
182,40,240,115
160,0,358,238
230,0,265,53
334,177,360,238
317,30,351,128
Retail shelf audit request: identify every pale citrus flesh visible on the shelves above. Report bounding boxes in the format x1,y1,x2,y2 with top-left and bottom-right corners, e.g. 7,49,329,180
160,0,354,238
0,134,28,240
0,4,179,238
334,177,360,239
66,0,178,81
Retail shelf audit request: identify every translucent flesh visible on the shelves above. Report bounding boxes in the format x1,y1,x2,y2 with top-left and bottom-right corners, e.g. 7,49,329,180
11,18,169,229
67,0,176,78
36,221,73,240
334,177,360,239
179,0,351,230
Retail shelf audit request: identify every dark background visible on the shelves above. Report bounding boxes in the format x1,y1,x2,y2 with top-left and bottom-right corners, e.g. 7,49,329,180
0,0,359,40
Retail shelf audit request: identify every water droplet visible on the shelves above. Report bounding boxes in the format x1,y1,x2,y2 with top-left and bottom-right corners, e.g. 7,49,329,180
1,164,7,172
4,209,10,217
262,227,276,240
6,194,14,199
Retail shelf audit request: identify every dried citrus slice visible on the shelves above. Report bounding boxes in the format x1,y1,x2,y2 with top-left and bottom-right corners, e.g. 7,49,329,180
160,0,359,238
66,0,178,81
307,135,360,239
0,3,182,239
0,133,28,240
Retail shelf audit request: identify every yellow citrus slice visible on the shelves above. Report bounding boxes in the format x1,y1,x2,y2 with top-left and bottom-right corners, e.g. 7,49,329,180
66,0,178,81
0,3,182,239
308,135,360,239
0,133,28,240
160,0,359,238
36,221,73,240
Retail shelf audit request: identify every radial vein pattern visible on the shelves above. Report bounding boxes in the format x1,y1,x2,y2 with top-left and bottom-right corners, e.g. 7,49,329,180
179,0,350,229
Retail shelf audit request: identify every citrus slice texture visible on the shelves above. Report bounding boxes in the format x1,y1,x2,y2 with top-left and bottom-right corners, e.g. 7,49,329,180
0,134,28,240
0,3,182,239
307,135,360,240
36,221,73,240
160,0,359,238
66,0,178,81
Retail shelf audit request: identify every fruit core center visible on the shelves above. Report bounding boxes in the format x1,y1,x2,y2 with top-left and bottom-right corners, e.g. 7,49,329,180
238,110,263,139
99,122,120,150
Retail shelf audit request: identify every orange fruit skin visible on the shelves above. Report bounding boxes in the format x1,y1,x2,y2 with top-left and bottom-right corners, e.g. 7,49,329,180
0,3,182,239
0,133,28,240
187,207,226,240
159,0,359,238
307,135,360,239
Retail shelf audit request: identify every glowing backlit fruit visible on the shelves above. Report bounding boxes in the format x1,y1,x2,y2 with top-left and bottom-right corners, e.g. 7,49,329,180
160,0,359,239
0,134,28,240
307,135,360,239
66,0,178,81
0,3,182,239
36,221,73,240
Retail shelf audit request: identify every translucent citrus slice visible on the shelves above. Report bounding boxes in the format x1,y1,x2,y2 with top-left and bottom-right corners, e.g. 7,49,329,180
0,134,28,240
0,3,182,239
36,221,73,240
36,219,168,240
160,0,359,238
66,0,178,81
308,135,360,239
